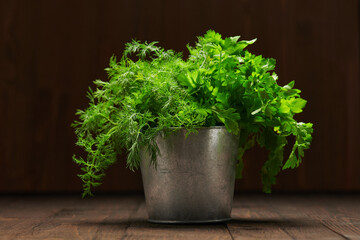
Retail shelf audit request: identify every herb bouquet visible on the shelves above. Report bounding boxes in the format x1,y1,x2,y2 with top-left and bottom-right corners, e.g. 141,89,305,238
73,30,313,197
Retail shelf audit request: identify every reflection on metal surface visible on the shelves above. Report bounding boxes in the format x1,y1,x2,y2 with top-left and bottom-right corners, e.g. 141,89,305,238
140,127,239,223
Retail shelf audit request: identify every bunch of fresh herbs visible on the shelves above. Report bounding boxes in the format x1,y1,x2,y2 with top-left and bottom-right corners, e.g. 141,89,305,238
73,30,313,197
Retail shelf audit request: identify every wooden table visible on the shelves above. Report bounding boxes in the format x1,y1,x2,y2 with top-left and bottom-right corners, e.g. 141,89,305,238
0,194,359,239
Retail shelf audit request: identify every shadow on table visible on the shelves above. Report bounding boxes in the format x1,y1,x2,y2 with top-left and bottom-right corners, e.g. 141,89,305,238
78,217,316,229
229,218,317,229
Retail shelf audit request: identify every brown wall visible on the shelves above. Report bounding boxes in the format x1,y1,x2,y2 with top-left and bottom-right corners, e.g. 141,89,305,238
0,0,359,193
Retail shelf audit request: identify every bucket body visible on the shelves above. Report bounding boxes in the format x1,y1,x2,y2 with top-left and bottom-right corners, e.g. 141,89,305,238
140,127,239,223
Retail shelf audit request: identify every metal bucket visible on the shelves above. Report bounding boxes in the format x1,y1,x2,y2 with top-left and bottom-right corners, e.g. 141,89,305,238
140,126,239,223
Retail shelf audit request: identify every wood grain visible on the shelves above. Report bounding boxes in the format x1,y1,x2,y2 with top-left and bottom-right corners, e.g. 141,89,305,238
122,203,232,240
284,195,360,239
0,194,359,239
229,195,346,239
0,0,359,193
0,195,143,239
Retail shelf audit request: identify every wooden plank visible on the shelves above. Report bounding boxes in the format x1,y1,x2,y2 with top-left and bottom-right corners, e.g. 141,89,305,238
90,195,143,239
284,194,360,239
260,194,347,239
0,196,68,239
122,203,233,240
0,194,359,239
228,195,293,240
0,195,143,239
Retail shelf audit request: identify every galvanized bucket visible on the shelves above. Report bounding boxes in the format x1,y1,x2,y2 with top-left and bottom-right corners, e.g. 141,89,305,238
140,126,239,223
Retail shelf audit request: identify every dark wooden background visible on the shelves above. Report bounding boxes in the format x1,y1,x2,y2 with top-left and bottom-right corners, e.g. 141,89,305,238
0,0,359,193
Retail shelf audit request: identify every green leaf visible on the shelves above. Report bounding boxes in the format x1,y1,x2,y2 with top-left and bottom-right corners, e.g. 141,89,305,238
284,80,295,89
229,36,240,43
260,134,287,193
215,92,226,103
254,116,265,123
236,134,255,179
237,39,257,50
236,160,244,179
283,122,313,170
212,107,240,134
289,98,307,113
251,107,262,115
282,145,298,169
272,73,278,81
279,99,290,114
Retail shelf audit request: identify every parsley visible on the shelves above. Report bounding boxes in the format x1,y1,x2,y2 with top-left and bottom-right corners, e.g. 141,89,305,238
73,30,313,197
